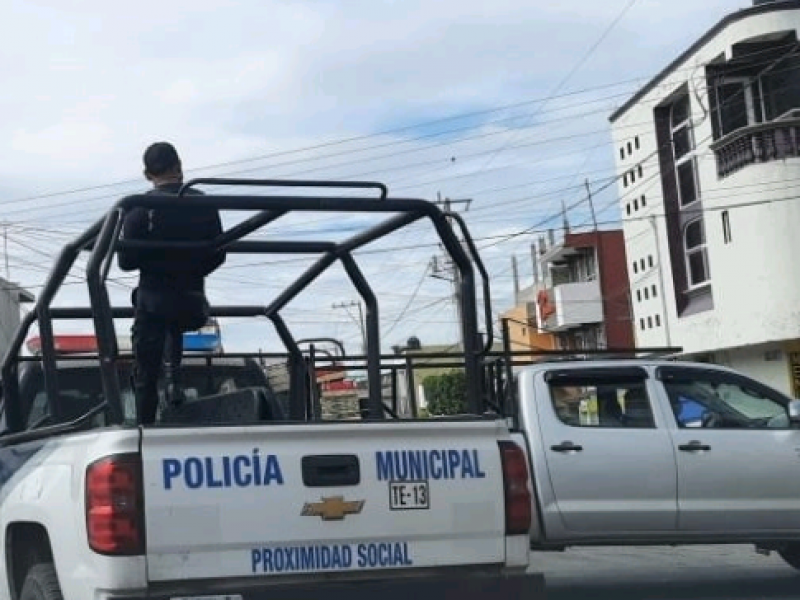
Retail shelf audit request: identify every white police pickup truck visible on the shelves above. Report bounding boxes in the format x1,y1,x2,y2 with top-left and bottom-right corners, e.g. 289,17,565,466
0,333,539,600
0,179,543,600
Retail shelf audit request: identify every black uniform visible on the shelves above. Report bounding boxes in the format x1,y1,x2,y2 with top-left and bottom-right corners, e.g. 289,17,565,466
118,182,225,424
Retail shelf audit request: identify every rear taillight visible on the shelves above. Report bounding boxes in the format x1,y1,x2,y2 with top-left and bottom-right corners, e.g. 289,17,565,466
85,453,144,556
498,440,532,536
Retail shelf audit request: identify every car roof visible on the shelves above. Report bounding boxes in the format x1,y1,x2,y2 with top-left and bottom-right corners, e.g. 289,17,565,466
515,358,739,377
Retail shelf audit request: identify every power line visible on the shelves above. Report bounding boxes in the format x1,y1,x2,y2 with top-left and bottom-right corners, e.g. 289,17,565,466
4,40,795,223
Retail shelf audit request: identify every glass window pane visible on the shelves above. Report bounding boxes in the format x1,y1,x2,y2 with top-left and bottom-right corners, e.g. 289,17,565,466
664,375,789,429
673,126,692,159
685,221,704,249
677,161,698,206
549,380,655,429
688,250,708,285
716,82,750,136
671,95,690,126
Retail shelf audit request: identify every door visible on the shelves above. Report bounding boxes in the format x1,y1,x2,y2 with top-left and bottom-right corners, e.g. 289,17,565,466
658,365,800,532
537,367,678,534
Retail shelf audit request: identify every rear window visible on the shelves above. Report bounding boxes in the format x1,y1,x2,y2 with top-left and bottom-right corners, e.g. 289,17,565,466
20,361,268,428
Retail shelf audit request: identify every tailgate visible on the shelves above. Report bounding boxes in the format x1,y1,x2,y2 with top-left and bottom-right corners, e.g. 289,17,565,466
140,420,509,582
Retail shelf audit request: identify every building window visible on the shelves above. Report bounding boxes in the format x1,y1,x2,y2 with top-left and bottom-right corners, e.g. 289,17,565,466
633,199,639,211
633,261,638,274
635,136,640,150
637,289,642,302
685,219,710,287
712,76,764,139
722,210,732,244
647,316,653,329
620,147,625,160
648,255,654,268
641,195,647,207
644,287,650,300
640,318,646,330
655,315,661,327
638,165,643,178
627,141,633,155
626,203,631,216
640,258,646,271
652,284,658,297
671,95,700,207
623,173,628,187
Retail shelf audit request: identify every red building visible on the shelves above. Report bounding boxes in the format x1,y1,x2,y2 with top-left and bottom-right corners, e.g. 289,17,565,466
534,229,634,350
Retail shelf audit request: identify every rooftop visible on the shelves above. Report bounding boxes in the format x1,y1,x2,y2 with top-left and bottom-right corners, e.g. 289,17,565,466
609,0,800,123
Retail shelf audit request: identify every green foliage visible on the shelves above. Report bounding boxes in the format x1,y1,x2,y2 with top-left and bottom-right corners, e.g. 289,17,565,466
423,370,467,415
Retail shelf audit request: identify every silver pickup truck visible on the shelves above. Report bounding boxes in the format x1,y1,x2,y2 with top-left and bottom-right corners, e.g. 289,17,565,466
511,358,800,570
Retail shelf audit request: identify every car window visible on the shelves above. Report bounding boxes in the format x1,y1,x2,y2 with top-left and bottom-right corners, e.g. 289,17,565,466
19,361,268,429
662,372,789,429
549,379,655,429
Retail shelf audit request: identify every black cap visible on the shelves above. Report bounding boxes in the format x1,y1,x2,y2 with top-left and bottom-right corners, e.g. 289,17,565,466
143,142,181,176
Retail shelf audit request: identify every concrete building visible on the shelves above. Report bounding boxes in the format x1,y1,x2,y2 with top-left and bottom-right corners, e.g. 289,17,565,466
533,230,635,350
609,0,800,394
0,277,33,360
501,256,559,358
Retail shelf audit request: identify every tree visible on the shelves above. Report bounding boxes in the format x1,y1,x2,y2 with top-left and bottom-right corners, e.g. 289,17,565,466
423,370,467,415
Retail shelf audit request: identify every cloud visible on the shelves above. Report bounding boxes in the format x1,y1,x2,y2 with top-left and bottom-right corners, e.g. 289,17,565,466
0,0,756,353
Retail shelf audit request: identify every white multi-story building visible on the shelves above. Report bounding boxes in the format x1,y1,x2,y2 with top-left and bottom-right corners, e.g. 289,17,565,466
0,277,33,359
610,0,800,395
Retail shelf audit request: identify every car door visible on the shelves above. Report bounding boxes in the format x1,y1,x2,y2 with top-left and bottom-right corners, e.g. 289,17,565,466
656,365,800,532
536,366,678,534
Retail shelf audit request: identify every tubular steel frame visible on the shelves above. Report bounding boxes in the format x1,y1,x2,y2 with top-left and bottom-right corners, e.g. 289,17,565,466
0,178,498,433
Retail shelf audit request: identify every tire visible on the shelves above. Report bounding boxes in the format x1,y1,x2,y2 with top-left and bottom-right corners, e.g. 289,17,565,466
778,544,800,571
20,563,63,600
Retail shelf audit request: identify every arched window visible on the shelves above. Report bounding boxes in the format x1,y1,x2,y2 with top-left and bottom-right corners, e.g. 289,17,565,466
684,219,710,286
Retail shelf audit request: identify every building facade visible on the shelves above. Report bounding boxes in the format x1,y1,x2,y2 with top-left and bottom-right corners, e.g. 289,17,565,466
533,230,635,350
0,277,33,360
610,0,800,394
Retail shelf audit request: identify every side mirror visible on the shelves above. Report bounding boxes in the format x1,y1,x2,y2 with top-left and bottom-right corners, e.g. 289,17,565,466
788,399,800,424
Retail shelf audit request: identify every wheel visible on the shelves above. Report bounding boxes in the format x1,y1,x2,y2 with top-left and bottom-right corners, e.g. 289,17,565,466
778,544,800,571
20,563,63,600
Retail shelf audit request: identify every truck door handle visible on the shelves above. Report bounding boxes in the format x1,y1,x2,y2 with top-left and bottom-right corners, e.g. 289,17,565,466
678,441,711,452
551,441,583,453
302,454,361,487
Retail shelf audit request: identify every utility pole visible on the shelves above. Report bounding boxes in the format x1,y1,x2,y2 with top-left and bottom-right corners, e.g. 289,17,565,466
332,301,366,353
584,179,598,231
430,192,472,350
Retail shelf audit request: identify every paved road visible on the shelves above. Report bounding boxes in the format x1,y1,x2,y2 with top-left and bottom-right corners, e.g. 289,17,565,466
530,545,800,599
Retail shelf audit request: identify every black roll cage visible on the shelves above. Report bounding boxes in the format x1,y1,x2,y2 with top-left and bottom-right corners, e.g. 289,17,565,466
0,178,496,433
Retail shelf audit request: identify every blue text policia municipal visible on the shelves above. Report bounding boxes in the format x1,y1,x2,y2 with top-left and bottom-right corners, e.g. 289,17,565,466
160,447,485,490
252,542,412,574
162,450,284,490
376,449,486,481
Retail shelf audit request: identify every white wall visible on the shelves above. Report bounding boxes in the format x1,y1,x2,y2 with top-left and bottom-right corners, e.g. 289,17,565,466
611,6,800,355
715,343,793,397
553,280,603,329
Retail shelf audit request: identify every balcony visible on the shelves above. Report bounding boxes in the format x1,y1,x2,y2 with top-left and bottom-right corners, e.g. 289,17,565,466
711,114,800,179
537,279,603,333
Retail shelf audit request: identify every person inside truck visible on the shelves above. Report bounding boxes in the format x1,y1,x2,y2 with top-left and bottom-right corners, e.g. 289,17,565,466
118,142,226,425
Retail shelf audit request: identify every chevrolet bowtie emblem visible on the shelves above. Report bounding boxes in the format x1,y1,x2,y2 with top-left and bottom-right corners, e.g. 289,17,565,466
301,496,365,521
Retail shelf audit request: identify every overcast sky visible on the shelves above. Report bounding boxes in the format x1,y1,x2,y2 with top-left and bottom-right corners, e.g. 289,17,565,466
1,0,747,354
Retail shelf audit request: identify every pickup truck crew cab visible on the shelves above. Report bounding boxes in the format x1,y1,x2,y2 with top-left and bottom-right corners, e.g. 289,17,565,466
511,358,800,571
0,179,542,600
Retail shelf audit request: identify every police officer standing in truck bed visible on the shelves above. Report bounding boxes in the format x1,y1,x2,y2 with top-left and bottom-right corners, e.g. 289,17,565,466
118,142,226,425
